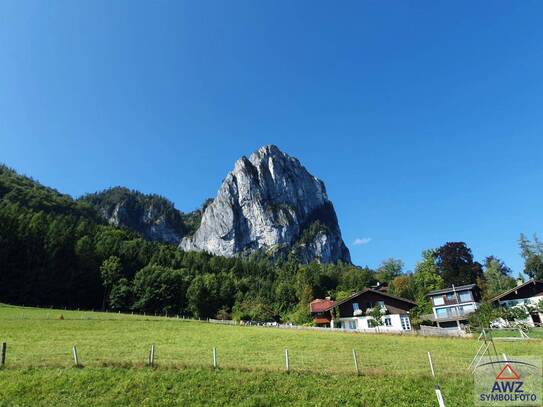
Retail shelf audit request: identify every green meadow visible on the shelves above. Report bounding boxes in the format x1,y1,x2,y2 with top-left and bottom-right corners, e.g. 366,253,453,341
1,304,541,406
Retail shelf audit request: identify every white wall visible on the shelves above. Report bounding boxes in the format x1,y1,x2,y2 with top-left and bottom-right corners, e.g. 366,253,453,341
337,314,411,332
498,294,543,327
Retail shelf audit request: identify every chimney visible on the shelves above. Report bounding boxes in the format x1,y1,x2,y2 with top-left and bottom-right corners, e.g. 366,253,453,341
325,296,331,301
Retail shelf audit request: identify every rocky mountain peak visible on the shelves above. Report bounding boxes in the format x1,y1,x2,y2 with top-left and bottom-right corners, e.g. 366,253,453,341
180,145,350,264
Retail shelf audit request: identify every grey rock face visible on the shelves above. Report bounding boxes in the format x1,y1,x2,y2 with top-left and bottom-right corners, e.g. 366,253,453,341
80,187,191,245
180,145,351,264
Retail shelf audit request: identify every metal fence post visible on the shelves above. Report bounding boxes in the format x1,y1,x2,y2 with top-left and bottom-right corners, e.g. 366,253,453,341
352,349,360,375
428,352,445,407
148,344,155,367
72,345,80,367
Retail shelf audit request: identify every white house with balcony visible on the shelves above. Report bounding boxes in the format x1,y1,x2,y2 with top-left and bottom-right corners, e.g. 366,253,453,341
314,288,416,332
490,279,543,327
426,284,481,330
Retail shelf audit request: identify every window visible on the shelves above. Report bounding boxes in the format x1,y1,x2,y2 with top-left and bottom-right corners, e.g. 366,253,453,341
459,291,472,302
384,316,392,327
433,296,444,306
436,308,448,317
376,301,385,308
352,303,360,311
400,315,411,330
446,293,455,301
345,320,357,330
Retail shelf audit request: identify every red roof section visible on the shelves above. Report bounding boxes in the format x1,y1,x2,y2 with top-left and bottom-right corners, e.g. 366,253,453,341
310,298,336,313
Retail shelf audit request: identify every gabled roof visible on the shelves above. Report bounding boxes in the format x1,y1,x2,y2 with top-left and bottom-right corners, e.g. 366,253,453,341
310,298,337,313
426,284,477,296
321,288,417,312
490,279,543,303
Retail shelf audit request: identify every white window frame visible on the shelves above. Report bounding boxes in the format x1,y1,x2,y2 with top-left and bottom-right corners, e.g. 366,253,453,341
433,295,444,306
400,315,411,330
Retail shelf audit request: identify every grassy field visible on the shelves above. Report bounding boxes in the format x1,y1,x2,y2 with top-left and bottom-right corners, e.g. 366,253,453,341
489,327,543,339
1,304,541,406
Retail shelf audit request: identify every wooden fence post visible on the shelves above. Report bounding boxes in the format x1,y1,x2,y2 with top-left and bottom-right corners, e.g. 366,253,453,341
285,348,289,372
352,349,360,375
1,342,6,367
148,344,156,367
72,345,80,367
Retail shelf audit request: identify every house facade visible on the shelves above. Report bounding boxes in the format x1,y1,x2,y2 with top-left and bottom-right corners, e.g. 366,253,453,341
309,298,336,327
490,279,543,327
426,284,481,330
312,289,416,332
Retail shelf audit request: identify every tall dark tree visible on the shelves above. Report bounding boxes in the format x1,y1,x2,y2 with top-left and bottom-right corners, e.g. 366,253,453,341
434,242,483,287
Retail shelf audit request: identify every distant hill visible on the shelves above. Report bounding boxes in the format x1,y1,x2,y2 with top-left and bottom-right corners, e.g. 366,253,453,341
79,187,202,245
0,164,98,220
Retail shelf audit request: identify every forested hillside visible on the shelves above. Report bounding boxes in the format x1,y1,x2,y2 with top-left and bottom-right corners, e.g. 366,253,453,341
0,165,373,322
2,164,539,325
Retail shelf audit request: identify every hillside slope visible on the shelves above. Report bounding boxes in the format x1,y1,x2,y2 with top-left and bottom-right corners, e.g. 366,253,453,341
79,187,201,245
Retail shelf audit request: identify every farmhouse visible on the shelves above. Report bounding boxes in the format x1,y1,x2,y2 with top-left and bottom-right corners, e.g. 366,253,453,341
311,289,416,332
425,284,481,330
309,297,336,327
490,279,543,327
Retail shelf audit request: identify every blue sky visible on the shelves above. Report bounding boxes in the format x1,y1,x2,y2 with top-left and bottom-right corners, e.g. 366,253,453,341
1,1,542,274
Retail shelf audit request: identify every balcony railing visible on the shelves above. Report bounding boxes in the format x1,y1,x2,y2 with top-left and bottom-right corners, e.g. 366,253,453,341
422,307,476,322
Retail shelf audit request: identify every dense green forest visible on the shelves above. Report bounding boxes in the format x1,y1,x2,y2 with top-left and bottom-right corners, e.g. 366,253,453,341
1,165,541,324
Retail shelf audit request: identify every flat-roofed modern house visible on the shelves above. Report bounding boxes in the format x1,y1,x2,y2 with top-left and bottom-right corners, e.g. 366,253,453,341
426,284,481,330
311,289,416,332
490,279,543,327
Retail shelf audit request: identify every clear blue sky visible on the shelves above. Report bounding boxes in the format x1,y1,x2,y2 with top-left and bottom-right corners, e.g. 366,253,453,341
1,1,542,274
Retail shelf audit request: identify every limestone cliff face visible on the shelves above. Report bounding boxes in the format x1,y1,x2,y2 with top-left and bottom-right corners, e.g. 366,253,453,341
180,145,351,264
80,187,198,245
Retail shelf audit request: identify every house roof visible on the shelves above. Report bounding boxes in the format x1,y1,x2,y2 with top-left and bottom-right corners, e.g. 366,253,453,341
426,284,478,296
490,279,543,303
310,298,337,313
320,288,417,312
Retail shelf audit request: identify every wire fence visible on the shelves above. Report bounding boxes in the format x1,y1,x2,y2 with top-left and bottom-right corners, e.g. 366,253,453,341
0,338,479,376
1,305,538,377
